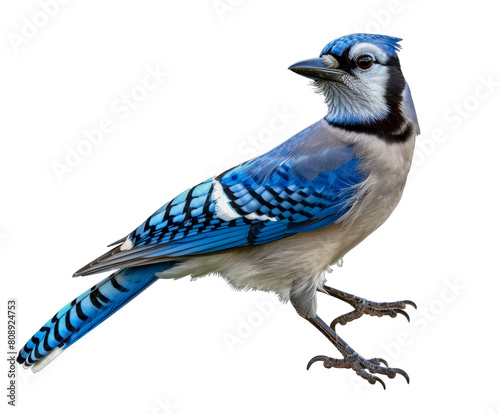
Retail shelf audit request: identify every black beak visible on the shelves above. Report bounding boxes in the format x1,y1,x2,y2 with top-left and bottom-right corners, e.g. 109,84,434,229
288,58,345,82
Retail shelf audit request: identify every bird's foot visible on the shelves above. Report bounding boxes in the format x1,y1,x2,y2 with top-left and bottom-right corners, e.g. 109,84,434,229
323,286,416,331
307,352,409,389
297,314,410,389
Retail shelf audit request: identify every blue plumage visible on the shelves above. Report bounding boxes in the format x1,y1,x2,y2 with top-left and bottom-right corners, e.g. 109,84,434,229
124,121,366,258
17,263,173,370
18,33,419,387
321,33,402,57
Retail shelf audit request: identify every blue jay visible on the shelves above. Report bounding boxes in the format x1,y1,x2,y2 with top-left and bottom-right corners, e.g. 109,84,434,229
18,33,419,388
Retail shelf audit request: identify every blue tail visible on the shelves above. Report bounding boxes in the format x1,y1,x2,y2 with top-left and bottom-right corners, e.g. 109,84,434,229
17,263,174,372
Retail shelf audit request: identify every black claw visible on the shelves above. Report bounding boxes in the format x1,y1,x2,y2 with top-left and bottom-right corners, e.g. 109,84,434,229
368,357,388,367
394,368,410,384
306,355,327,370
373,376,386,390
404,300,417,310
379,358,389,367
394,309,411,322
304,311,411,389
307,352,409,388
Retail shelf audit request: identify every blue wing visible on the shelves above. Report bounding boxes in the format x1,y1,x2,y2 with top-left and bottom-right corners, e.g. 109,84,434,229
75,121,367,276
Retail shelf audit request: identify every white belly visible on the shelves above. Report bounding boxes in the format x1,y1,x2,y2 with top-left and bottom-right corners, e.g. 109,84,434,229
157,127,415,316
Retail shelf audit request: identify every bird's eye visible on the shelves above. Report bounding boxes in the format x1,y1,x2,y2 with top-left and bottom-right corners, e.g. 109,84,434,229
357,56,373,70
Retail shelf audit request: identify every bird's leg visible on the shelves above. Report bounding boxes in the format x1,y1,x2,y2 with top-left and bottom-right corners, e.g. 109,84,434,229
322,285,416,331
299,312,409,389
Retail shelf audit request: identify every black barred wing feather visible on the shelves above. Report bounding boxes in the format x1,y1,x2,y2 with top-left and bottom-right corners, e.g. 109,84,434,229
75,138,366,276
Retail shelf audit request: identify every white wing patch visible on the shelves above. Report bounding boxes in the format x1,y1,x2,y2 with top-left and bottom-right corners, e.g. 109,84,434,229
212,178,277,222
120,237,134,251
244,211,277,221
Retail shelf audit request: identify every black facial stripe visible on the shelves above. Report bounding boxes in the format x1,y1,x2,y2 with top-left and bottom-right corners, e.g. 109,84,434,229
323,49,401,70
322,53,410,142
322,51,351,71
325,116,413,143
343,48,356,70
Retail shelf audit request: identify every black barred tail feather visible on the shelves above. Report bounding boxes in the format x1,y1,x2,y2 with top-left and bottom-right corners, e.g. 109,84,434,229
17,263,174,372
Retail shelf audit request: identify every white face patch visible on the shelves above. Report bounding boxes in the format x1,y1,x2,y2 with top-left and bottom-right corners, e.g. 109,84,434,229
321,54,339,69
318,66,390,124
318,42,394,125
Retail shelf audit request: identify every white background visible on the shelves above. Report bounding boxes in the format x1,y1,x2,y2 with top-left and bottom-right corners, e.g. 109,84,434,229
1,0,499,413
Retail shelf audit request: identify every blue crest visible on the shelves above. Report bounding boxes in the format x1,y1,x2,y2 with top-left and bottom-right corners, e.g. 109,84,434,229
321,33,402,57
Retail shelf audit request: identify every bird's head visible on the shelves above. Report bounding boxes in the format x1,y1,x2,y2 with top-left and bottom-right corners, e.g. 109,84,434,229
289,33,419,140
